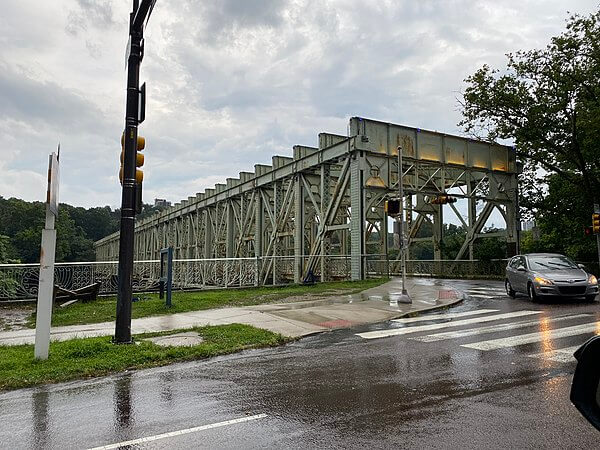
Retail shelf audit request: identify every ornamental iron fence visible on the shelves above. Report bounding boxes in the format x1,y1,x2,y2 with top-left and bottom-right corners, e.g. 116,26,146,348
2,257,594,302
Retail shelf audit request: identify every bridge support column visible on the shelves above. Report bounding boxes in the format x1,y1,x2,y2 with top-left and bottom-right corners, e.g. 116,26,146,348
203,209,212,259
467,181,476,260
294,175,304,283
505,175,520,257
350,155,365,280
433,204,443,260
320,164,331,282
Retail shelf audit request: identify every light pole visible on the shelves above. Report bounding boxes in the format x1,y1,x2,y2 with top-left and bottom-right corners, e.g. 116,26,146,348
115,0,156,344
397,146,411,303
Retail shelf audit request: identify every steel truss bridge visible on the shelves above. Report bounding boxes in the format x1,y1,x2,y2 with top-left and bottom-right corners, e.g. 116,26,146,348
95,117,519,284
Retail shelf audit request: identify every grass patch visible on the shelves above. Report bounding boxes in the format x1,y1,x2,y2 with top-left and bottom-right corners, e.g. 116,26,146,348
0,324,288,391
27,278,387,328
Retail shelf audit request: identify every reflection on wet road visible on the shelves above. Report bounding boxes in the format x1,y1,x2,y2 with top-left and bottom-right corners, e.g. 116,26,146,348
0,279,598,449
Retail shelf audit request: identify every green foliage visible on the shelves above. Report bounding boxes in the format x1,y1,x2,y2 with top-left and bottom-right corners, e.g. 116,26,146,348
0,197,172,263
473,235,506,261
460,10,600,257
0,235,19,296
0,197,103,263
393,224,506,261
519,175,598,261
439,224,467,260
0,324,288,391
0,235,18,263
60,205,119,242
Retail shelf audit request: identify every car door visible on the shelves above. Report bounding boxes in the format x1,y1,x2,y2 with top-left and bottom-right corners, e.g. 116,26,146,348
506,257,519,290
513,256,528,292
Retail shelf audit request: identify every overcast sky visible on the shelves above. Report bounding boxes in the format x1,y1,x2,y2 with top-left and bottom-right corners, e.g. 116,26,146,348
1,0,598,211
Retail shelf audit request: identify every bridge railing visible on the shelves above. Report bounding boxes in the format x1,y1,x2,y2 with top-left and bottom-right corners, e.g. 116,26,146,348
0,258,266,301
5,256,595,301
365,257,509,280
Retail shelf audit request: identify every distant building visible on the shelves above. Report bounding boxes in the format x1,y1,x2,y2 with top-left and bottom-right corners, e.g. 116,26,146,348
154,198,171,209
521,221,535,232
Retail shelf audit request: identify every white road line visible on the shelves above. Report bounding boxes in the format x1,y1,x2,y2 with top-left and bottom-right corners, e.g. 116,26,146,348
392,309,498,324
87,414,268,450
466,288,505,292
462,323,600,351
357,310,541,340
528,345,581,363
412,314,592,342
467,294,496,299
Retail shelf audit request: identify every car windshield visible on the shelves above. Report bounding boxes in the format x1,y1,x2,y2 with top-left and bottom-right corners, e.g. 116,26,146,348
528,255,578,270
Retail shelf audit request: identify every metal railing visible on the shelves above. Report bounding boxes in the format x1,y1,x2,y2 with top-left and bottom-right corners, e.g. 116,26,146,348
0,256,351,301
365,258,509,280
3,256,596,301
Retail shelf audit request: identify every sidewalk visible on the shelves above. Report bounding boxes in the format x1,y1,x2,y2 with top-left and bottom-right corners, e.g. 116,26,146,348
0,278,464,346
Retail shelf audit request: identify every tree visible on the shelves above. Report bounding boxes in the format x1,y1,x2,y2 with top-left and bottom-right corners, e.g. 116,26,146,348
460,11,600,204
0,197,119,263
460,10,600,260
0,235,18,263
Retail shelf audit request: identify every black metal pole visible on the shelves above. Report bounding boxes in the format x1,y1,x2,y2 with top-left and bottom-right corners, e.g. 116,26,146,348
115,7,143,344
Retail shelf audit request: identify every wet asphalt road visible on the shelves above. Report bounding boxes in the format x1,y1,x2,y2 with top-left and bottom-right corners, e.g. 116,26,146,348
1,279,599,449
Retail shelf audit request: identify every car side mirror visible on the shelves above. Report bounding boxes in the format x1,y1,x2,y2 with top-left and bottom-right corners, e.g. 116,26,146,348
578,264,587,271
570,335,600,431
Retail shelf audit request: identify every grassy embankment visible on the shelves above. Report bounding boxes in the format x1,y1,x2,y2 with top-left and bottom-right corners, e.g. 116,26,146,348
0,324,288,391
28,278,388,328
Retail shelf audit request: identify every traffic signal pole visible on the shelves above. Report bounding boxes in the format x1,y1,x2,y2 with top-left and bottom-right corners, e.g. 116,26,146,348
397,146,411,303
115,0,155,344
595,205,600,274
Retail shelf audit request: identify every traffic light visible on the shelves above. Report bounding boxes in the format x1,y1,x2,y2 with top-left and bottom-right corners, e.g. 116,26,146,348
119,132,145,185
593,213,600,234
385,199,401,216
584,226,593,236
429,194,457,205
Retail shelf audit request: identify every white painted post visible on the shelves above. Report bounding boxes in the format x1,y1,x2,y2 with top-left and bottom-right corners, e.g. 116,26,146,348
34,151,60,360
34,221,56,359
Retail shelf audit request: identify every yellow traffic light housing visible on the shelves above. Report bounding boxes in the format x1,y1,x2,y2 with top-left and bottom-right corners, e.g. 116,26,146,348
119,133,145,184
593,213,600,234
429,194,457,205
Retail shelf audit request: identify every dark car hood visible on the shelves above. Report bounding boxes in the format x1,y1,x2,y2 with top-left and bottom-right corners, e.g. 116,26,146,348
534,268,587,281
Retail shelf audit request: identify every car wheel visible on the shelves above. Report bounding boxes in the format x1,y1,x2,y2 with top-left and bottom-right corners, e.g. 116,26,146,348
586,295,597,303
528,283,538,302
505,279,516,298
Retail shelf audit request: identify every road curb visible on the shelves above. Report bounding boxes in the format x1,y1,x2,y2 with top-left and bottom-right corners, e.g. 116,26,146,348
285,289,467,338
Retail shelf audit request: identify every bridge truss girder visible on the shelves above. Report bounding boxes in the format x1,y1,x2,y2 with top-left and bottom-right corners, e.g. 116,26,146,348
95,117,519,284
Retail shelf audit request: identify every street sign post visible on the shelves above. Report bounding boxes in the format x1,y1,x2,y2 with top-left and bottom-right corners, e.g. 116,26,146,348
34,149,60,360
159,247,173,308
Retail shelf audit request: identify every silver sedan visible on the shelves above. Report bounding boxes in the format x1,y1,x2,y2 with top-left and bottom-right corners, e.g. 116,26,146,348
505,253,598,302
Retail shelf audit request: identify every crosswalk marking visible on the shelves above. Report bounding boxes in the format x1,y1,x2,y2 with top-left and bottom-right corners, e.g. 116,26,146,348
461,323,600,351
357,310,541,340
528,345,581,363
412,314,592,342
392,309,498,324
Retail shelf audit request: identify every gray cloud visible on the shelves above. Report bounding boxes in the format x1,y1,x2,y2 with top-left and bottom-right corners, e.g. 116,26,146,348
65,0,116,38
1,0,598,209
0,63,111,132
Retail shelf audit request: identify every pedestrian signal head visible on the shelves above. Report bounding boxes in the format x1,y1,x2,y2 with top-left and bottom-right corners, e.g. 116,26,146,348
385,199,401,216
